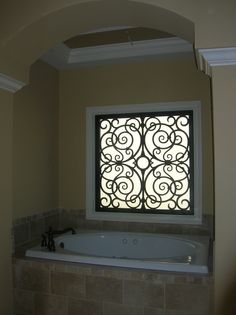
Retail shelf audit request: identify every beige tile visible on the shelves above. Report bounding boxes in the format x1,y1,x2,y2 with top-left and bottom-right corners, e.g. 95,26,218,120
14,223,30,246
14,311,35,315
102,221,129,231
130,271,169,283
68,298,102,315
14,266,50,292
53,262,67,272
83,219,103,230
30,260,53,271
124,280,164,308
51,270,85,298
173,275,188,284
166,311,209,315
13,267,17,289
144,307,165,315
127,222,155,233
90,266,105,276
34,293,67,315
13,289,34,314
14,259,32,268
59,211,79,230
45,214,59,231
103,302,143,315
66,263,91,275
103,267,131,280
128,270,146,281
30,218,45,240
166,283,209,313
13,261,31,289
86,275,122,303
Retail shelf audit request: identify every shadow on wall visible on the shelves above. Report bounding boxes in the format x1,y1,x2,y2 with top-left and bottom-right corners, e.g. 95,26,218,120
218,279,236,315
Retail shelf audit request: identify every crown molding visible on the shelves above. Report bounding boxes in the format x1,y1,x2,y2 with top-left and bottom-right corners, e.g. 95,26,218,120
196,47,236,76
69,37,192,64
0,73,26,93
41,37,193,69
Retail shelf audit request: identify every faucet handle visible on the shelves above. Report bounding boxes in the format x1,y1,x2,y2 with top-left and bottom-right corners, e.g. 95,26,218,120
51,239,55,251
41,234,47,247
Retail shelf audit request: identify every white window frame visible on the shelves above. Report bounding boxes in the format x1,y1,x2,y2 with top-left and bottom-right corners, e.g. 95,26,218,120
86,101,202,224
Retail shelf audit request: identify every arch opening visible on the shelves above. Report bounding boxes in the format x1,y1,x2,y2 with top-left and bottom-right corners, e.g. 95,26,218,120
0,0,195,81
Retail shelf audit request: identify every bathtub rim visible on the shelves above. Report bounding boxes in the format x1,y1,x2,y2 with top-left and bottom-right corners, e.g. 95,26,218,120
25,230,210,274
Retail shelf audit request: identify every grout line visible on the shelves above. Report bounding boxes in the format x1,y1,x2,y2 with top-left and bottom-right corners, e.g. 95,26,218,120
122,279,125,305
163,280,166,315
33,291,36,315
66,296,69,315
49,269,52,294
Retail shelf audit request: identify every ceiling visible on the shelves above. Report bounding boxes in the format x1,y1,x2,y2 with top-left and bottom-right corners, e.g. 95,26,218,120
64,27,172,48
41,27,193,69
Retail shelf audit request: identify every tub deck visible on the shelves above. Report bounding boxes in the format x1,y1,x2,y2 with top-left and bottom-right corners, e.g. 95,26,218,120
26,231,209,274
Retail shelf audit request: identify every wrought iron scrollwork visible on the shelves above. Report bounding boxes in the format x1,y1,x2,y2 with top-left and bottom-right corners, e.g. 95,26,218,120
95,111,194,215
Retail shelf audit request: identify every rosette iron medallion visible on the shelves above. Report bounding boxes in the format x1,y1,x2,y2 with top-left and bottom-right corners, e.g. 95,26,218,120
95,111,193,215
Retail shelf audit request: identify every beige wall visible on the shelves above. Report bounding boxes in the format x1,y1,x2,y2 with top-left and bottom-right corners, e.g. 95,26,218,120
212,65,236,311
59,57,213,215
13,60,59,219
0,90,13,314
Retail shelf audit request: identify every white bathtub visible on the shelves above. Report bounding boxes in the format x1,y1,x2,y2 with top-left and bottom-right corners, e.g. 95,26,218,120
26,231,209,274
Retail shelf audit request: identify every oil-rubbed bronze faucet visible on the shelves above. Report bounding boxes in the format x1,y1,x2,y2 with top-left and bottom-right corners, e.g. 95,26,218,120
41,227,76,251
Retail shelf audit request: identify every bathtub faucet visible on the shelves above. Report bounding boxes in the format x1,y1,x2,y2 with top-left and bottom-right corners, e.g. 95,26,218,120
41,227,76,251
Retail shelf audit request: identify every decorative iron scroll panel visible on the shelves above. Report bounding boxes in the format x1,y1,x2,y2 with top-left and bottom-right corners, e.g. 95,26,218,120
95,111,194,215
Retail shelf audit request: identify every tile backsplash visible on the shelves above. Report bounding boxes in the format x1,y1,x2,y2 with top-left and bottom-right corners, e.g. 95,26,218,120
12,208,214,253
59,208,214,237
12,209,59,252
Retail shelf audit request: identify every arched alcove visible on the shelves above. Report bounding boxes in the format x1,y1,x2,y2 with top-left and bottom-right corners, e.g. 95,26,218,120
2,1,236,315
0,0,194,82
1,1,221,315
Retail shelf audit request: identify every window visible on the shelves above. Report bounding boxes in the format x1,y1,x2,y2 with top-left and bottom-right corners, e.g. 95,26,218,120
86,102,202,224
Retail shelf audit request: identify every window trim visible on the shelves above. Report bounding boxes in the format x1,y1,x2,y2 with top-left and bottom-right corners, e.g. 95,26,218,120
86,101,202,224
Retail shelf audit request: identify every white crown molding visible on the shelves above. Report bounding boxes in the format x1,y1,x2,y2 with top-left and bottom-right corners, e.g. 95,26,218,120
196,47,236,76
69,37,192,64
0,73,26,93
41,37,193,69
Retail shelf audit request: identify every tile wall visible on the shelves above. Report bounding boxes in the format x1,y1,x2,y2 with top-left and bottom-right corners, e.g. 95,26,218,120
59,209,214,237
12,210,60,253
12,208,214,253
12,209,214,315
13,257,214,315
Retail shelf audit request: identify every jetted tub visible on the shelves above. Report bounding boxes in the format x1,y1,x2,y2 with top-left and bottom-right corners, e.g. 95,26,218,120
26,231,209,274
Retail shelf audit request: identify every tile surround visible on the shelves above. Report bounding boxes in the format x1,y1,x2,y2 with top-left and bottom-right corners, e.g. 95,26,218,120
12,209,59,252
34,293,68,315
13,258,214,315
69,298,103,315
59,209,214,236
12,208,214,315
51,271,85,298
12,208,214,252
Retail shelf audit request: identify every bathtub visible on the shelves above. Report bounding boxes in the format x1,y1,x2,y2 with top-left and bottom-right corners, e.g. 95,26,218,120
26,231,209,274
